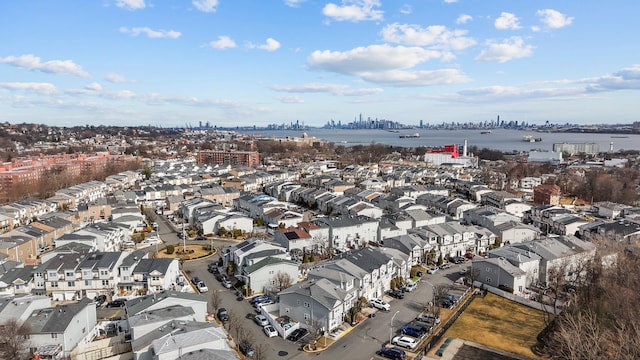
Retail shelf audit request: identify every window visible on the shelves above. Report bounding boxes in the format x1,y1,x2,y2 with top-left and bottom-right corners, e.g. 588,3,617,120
296,300,300,305
50,282,58,288
66,271,74,278
48,272,57,278
68,281,75,287
304,301,310,308
102,280,109,286
151,276,160,281
51,333,58,339
304,313,310,320
85,280,91,286
100,270,108,276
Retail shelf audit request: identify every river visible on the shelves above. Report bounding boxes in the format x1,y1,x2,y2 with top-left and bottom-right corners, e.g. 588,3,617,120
236,128,640,152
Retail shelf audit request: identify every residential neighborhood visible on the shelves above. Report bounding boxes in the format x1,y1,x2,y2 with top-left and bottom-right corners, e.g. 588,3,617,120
0,125,638,360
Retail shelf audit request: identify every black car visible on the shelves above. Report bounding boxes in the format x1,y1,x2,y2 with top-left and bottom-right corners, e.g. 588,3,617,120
215,273,227,282
378,346,406,360
238,340,254,357
106,299,126,308
441,299,454,308
388,290,405,299
286,328,308,342
217,308,229,322
94,295,107,307
191,276,201,285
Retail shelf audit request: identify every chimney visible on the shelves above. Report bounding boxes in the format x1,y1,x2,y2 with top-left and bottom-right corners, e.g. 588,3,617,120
463,140,468,157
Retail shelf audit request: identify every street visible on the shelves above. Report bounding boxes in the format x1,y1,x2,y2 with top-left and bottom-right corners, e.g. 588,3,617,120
152,214,470,359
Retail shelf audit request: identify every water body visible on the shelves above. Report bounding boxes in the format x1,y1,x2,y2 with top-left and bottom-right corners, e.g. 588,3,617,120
237,128,640,152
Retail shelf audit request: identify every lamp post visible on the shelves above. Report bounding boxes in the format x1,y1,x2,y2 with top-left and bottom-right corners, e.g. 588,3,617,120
390,310,400,344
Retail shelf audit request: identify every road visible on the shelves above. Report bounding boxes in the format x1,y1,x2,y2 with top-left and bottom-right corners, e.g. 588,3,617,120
152,213,471,359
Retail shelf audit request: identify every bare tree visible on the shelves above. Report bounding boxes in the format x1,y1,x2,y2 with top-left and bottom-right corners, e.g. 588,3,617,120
252,343,268,360
465,265,481,289
272,271,293,292
0,318,31,360
210,290,221,312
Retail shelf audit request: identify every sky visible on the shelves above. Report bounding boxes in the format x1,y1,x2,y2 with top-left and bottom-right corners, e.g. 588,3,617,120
1,0,639,128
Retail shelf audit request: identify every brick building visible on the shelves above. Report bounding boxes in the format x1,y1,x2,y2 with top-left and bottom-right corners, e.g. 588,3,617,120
533,184,561,205
196,150,260,168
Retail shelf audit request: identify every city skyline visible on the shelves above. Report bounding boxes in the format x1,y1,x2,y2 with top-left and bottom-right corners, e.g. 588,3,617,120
1,0,639,128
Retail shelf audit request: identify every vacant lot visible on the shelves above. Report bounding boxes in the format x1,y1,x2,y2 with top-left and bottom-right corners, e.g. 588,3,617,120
442,292,547,359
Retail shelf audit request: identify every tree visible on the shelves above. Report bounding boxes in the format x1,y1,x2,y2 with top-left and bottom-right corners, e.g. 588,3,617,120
465,265,481,289
210,290,221,312
166,244,175,254
141,165,152,180
272,271,293,292
0,318,31,360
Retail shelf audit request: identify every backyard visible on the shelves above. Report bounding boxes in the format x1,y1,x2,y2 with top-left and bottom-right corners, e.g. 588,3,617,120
441,292,548,359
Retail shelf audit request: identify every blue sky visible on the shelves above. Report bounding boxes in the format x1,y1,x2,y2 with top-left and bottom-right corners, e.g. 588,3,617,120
1,0,639,128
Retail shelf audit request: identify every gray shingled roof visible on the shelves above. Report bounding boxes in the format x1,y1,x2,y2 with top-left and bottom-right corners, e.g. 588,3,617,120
25,298,93,334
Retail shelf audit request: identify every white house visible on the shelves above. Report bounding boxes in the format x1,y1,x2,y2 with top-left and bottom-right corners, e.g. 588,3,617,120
241,256,299,295
130,258,181,294
25,298,97,358
125,291,209,322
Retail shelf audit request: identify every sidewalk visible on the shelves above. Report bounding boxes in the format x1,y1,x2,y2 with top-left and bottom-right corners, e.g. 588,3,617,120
304,306,378,353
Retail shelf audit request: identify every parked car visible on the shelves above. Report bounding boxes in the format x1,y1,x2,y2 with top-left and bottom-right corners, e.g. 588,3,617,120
255,300,275,313
106,299,126,308
441,299,454,308
387,290,405,299
238,340,254,357
446,294,460,303
215,273,227,282
392,336,419,349
254,314,269,326
221,279,233,288
416,313,441,325
439,263,451,270
378,346,406,360
196,281,209,293
411,323,432,335
401,324,425,337
94,295,107,307
369,298,391,311
427,267,438,274
263,325,278,338
217,308,229,322
404,282,417,292
286,328,308,342
191,276,201,285
250,295,270,304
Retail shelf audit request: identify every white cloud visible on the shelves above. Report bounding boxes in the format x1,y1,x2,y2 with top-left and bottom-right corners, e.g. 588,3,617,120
119,27,181,39
308,44,442,74
307,44,470,86
270,83,383,96
275,95,304,103
105,73,130,83
248,38,281,51
323,0,383,22
208,36,237,49
399,5,412,15
443,0,458,3
284,0,306,8
84,82,103,91
115,0,145,11
531,26,541,32
357,69,470,86
456,14,472,24
192,0,219,13
0,54,89,77
475,36,533,63
381,23,476,51
536,9,574,30
0,82,58,95
494,12,521,30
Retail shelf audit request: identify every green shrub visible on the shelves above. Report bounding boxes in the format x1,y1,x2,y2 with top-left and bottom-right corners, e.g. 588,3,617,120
166,244,175,254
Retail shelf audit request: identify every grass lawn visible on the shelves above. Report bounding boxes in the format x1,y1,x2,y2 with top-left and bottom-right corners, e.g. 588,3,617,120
442,292,547,359
155,244,214,260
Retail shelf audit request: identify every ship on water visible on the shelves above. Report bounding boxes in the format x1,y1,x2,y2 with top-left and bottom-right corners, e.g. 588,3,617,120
399,132,420,138
523,135,542,142
480,130,492,134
